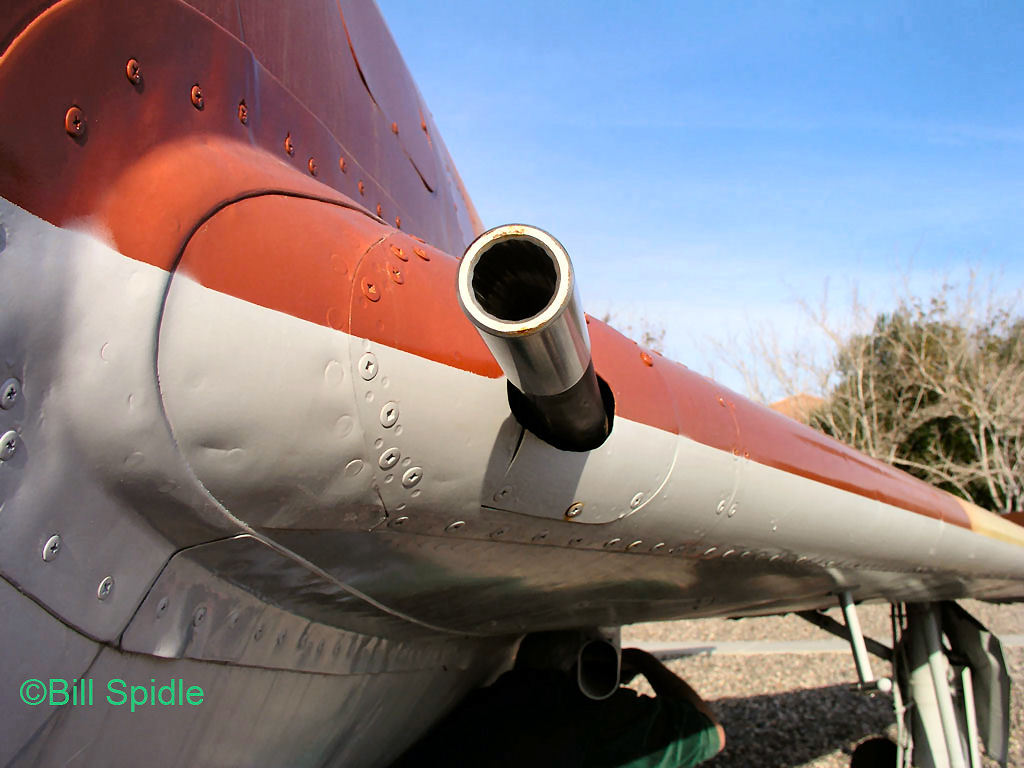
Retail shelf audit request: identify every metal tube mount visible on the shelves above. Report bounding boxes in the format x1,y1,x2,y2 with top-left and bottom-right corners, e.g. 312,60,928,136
457,225,611,452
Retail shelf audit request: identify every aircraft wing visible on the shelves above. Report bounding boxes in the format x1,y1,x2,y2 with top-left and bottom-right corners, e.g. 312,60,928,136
1,2,1021,766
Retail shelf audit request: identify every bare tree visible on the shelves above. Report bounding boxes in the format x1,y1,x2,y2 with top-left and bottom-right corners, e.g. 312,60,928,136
711,276,1024,514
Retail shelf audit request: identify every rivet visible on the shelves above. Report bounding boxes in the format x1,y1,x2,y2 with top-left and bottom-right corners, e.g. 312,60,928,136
391,121,399,135
380,401,399,428
358,352,378,380
395,216,402,229
604,538,621,548
276,630,287,646
630,492,644,509
64,106,85,138
317,639,325,655
376,203,383,217
489,528,505,539
718,396,726,407
493,485,512,502
361,277,381,302
565,501,584,519
390,244,408,261
392,516,409,527
308,157,318,176
532,531,548,542
192,605,207,626
42,534,61,562
97,576,114,600
652,542,665,552
401,466,422,488
254,625,264,641
626,540,643,551
284,133,294,156
703,547,717,557
378,448,400,469
640,351,654,367
445,521,465,532
190,84,204,110
727,504,737,517
1,378,20,409
156,596,169,616
358,181,365,196
228,610,240,627
716,500,725,514
414,246,430,261
237,100,248,124
125,58,141,85
722,549,735,558
339,156,347,172
387,263,404,285
0,430,18,460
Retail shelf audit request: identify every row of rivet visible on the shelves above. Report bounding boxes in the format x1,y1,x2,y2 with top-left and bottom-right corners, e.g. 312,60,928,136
63,57,407,229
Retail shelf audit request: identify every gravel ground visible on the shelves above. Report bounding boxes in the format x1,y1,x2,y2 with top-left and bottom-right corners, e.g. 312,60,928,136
622,601,1024,767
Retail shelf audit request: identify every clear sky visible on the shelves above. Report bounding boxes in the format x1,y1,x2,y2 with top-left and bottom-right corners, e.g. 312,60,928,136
377,1,1024,397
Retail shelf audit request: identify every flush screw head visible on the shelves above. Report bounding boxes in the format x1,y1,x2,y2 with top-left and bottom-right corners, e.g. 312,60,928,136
125,58,141,85
65,106,85,138
1,378,20,409
42,535,61,562
358,352,378,380
0,430,18,460
97,576,114,600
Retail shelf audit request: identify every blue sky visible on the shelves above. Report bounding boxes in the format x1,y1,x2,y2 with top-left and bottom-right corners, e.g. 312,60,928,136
378,1,1024,397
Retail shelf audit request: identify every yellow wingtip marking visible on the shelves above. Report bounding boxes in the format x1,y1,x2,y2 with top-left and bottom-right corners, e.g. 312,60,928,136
957,498,1024,548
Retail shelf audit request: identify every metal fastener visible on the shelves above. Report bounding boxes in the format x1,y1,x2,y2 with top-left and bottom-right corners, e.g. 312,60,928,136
640,351,654,367
392,516,409,527
716,500,726,515
565,501,584,519
358,352,378,380
445,521,465,532
358,181,365,196
190,84,204,110
361,278,381,302
308,157,318,176
395,216,402,229
42,535,61,562
728,504,737,517
414,246,430,261
626,540,643,551
97,577,114,600
387,263,404,284
401,467,422,488
0,430,18,460
390,244,408,261
1,378,20,409
156,597,169,616
339,156,347,172
65,106,85,138
604,538,621,548
391,121,399,135
192,605,207,626
380,401,399,428
378,447,400,469
125,58,141,85
376,203,383,217
284,133,294,156
630,492,644,509
238,101,248,124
